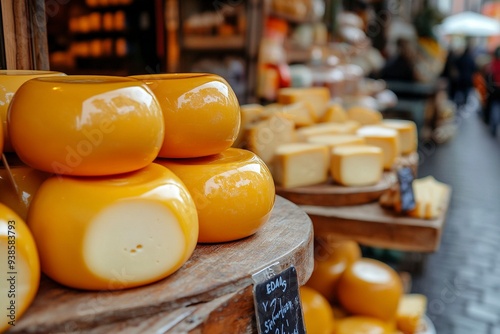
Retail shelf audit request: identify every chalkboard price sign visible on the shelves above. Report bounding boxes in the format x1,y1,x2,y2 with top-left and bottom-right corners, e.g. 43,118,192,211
252,265,306,334
397,167,416,212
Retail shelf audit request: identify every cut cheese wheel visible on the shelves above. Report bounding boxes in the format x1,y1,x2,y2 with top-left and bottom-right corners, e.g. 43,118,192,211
0,204,40,332
8,75,164,176
262,101,317,127
337,258,403,322
273,143,329,188
306,134,365,150
0,70,66,152
336,316,392,334
321,103,348,123
132,73,240,158
0,165,51,220
297,121,361,141
156,148,275,243
396,294,427,334
246,113,296,166
277,87,331,119
233,104,264,148
381,119,418,154
27,163,198,290
347,105,383,125
357,126,401,170
331,145,384,186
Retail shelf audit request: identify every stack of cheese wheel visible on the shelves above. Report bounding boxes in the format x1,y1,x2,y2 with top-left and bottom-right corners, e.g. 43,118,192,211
131,73,276,243
302,237,428,334
6,75,200,293
235,86,419,190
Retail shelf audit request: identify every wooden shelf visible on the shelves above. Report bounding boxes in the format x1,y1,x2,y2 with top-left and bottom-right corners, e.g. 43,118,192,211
183,35,245,50
8,196,314,334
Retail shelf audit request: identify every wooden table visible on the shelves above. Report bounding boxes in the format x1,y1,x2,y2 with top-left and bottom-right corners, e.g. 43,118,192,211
301,185,451,252
9,196,314,334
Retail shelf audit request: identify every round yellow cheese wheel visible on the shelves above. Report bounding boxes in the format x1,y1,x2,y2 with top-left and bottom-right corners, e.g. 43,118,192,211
0,165,51,220
300,286,336,334
156,148,275,243
131,73,241,158
0,203,40,332
8,75,164,176
336,316,392,334
27,163,198,290
337,258,403,322
0,70,65,152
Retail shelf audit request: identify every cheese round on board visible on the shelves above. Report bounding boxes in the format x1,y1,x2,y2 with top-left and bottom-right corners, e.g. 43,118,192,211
0,70,66,152
131,73,240,158
0,165,51,220
0,204,40,332
331,145,384,187
156,148,275,243
8,75,164,176
380,119,418,155
27,163,198,290
335,316,392,334
356,126,401,170
273,143,329,188
337,258,404,322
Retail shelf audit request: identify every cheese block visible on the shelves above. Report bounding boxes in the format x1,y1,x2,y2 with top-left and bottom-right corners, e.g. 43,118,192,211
297,120,361,141
0,204,40,332
156,148,275,243
0,70,65,152
347,105,383,125
331,145,384,187
396,294,427,334
277,87,331,119
131,73,240,158
246,113,296,166
233,104,264,148
381,119,418,154
357,126,400,170
273,143,329,188
262,101,317,127
321,102,348,123
306,134,365,150
0,165,51,220
27,163,199,290
337,258,404,322
8,75,164,176
300,286,336,334
336,316,392,334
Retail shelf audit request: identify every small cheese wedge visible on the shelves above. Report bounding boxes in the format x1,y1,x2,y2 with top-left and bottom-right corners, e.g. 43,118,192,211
156,148,275,243
321,103,348,123
246,113,296,166
0,165,51,220
262,101,317,127
396,294,427,334
0,204,40,333
331,145,384,187
357,126,401,170
233,104,264,148
273,143,329,188
27,163,199,290
307,134,365,150
277,87,330,119
347,105,383,125
336,316,393,334
381,119,418,154
297,121,361,141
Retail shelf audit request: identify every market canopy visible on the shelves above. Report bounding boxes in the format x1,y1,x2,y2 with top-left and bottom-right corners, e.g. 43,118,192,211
437,11,500,37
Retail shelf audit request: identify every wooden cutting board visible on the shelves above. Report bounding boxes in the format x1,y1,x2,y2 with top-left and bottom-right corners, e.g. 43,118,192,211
8,196,314,334
276,171,397,207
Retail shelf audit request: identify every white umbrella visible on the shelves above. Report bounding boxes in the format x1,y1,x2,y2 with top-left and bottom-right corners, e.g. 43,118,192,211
438,11,500,37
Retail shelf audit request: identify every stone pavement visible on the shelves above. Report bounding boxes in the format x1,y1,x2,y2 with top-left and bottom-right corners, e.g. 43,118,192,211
412,106,500,334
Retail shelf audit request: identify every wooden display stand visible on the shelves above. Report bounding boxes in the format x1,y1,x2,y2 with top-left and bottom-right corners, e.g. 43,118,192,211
8,196,314,334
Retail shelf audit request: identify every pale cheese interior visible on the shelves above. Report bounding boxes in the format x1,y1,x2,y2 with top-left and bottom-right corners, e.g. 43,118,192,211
331,145,383,186
83,200,185,284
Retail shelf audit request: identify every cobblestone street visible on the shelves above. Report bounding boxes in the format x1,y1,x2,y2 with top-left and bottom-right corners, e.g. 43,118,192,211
412,107,500,334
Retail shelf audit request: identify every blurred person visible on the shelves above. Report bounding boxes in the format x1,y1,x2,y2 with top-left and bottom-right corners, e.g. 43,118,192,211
380,38,422,82
487,46,500,136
